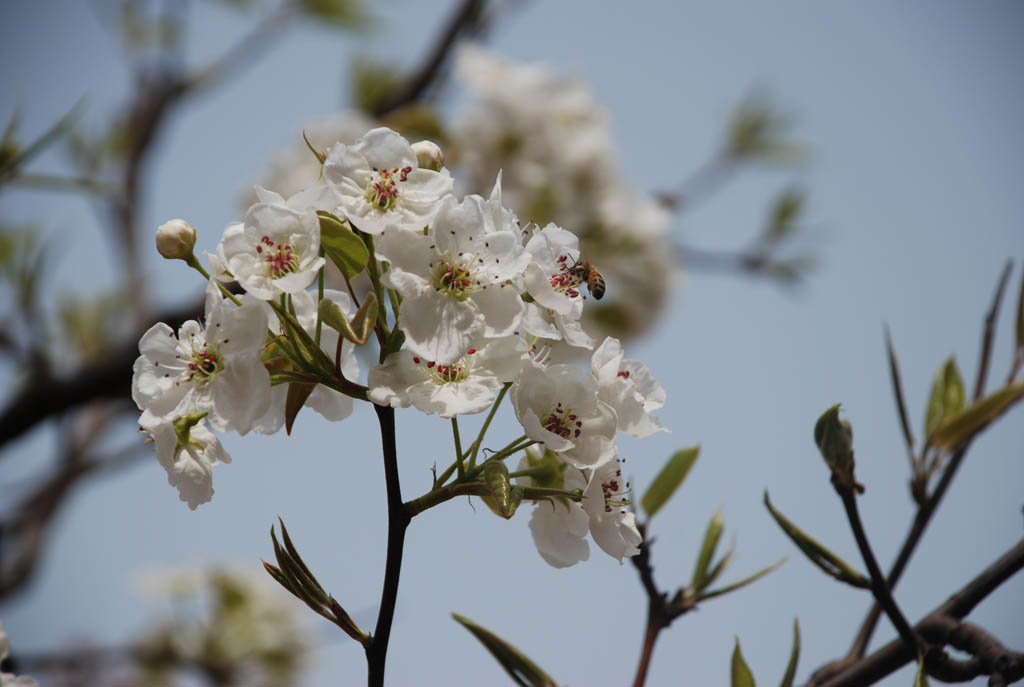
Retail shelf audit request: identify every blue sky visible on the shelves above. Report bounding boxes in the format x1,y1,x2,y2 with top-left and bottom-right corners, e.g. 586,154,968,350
1,2,1022,685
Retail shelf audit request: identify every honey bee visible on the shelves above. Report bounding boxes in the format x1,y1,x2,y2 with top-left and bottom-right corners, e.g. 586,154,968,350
570,258,606,300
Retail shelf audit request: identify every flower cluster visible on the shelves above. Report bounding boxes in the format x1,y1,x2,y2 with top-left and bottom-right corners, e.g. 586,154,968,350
135,125,665,567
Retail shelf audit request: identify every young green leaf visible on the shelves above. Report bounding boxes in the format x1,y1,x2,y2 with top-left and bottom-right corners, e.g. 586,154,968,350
284,382,315,435
319,291,377,345
731,638,756,687
763,491,870,589
884,324,916,456
779,619,800,687
924,357,965,445
698,558,785,601
692,508,724,591
932,381,1024,450
318,211,369,279
452,613,559,687
1015,264,1024,358
640,445,699,518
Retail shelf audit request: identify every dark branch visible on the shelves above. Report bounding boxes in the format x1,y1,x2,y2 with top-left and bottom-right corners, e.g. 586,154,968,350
365,405,411,687
817,538,1024,687
369,0,486,118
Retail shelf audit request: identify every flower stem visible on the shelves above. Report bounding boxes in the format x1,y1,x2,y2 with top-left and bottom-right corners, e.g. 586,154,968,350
451,417,465,479
468,383,511,468
184,254,241,305
315,246,325,346
366,405,410,687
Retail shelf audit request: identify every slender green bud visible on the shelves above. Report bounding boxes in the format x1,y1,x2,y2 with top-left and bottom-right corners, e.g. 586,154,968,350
156,218,197,260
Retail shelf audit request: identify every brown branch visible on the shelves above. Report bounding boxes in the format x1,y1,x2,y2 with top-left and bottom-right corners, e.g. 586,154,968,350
369,0,486,118
817,538,1024,687
810,264,1016,684
0,295,206,452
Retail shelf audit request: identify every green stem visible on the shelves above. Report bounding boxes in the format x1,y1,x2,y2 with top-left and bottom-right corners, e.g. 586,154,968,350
468,383,511,468
360,233,391,339
185,254,241,305
451,417,465,479
315,246,325,346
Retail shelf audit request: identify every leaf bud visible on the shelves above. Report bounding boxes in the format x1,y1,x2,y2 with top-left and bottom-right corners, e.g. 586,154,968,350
814,404,864,493
156,218,197,260
411,140,444,172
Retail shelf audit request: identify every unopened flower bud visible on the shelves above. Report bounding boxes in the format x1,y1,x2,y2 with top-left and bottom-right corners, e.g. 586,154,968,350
814,404,864,493
411,140,444,172
156,219,197,260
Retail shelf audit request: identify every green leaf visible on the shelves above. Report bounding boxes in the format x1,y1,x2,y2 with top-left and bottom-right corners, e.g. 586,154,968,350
482,461,523,519
698,558,785,601
298,0,369,28
319,292,377,345
913,653,929,687
452,613,559,687
692,508,724,591
731,638,756,687
932,381,1024,450
779,619,800,687
763,491,870,589
701,540,736,591
285,382,315,435
884,324,916,454
318,212,369,279
924,357,965,445
640,445,699,518
766,188,803,241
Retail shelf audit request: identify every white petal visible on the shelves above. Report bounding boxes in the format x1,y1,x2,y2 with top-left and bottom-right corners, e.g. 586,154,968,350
400,291,484,364
528,500,590,568
471,285,524,339
210,356,271,434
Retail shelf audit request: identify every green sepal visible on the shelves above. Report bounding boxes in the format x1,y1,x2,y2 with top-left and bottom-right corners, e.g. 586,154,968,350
779,619,800,687
731,638,756,687
692,508,724,591
932,381,1024,450
640,445,699,518
923,357,965,447
913,653,929,687
452,613,559,687
383,327,405,359
318,211,369,279
319,291,377,345
763,491,870,589
285,382,316,435
302,130,326,164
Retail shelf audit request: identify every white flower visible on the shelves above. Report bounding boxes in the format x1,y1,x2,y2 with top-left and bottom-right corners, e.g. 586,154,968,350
323,127,453,235
591,337,666,437
517,452,590,568
140,411,231,510
520,300,596,351
219,187,325,300
520,223,596,350
0,621,38,687
511,362,617,469
582,457,642,562
369,336,526,417
131,297,271,435
378,192,530,364
155,218,197,260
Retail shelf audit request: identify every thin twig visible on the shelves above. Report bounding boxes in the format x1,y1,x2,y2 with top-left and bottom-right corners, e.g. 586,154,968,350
973,260,1013,401
836,484,922,656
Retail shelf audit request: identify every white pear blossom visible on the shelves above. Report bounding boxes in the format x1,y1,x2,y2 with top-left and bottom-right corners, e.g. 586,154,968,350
219,186,326,300
0,621,38,687
511,362,616,469
369,336,526,417
140,411,231,510
581,457,642,562
591,337,666,437
131,297,271,435
323,127,453,235
156,218,197,260
378,192,530,364
523,223,586,314
517,452,591,568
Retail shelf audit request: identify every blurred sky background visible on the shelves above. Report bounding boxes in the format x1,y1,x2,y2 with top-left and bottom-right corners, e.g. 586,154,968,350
1,1,1023,686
